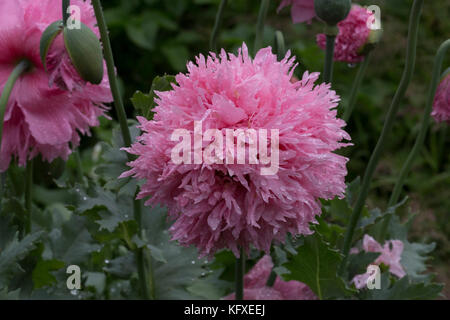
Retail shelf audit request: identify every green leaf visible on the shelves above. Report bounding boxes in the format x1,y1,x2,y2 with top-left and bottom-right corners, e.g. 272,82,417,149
32,259,65,289
85,272,106,294
131,75,176,119
282,233,353,299
347,251,381,279
142,206,218,299
46,215,101,265
63,22,104,84
0,287,21,300
40,20,63,71
0,231,43,288
362,274,443,300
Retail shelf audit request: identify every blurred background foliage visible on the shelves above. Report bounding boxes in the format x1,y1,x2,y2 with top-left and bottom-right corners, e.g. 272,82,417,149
77,0,449,297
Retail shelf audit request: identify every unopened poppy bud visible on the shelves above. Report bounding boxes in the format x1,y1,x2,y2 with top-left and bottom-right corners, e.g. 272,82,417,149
63,22,104,85
40,20,104,85
314,0,351,26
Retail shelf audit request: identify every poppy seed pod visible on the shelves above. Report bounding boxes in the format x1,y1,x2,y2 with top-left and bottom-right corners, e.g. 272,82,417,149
314,0,351,26
40,20,104,85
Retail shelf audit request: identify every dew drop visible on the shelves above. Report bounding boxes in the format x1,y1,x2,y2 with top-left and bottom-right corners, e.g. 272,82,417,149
70,290,78,296
191,260,196,265
104,259,110,264
82,197,87,201
347,63,357,68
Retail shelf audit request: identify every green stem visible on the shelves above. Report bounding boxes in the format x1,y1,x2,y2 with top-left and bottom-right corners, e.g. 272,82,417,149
0,61,30,157
25,160,33,235
63,0,70,26
379,39,450,241
254,0,270,55
210,0,228,52
323,34,336,83
91,0,132,151
73,149,84,183
134,197,153,300
235,247,245,300
92,0,152,300
342,53,372,122
340,0,424,268
274,30,286,61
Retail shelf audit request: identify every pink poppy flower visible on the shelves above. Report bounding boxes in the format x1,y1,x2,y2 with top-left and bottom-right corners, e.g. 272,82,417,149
121,43,350,257
0,0,112,172
277,0,316,24
316,5,375,63
431,72,450,123
223,255,317,300
351,235,406,289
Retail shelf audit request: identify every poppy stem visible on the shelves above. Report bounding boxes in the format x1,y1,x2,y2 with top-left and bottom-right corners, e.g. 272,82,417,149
254,0,271,55
25,160,33,235
235,247,245,300
379,39,450,241
210,0,228,52
323,35,336,83
340,0,424,271
342,52,372,122
92,0,152,300
62,0,70,26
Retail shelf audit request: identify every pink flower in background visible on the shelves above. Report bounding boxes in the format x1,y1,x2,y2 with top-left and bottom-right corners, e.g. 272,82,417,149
224,255,317,300
351,235,406,289
121,43,350,257
277,0,316,24
431,73,450,123
0,0,111,172
317,5,374,63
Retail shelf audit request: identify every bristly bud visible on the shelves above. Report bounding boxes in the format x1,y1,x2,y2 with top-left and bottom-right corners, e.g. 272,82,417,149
314,0,351,26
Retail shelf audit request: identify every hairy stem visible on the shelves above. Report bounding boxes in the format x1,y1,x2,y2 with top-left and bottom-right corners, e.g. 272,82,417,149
340,0,424,267
92,0,152,300
342,53,372,122
254,0,270,55
210,0,228,52
91,0,132,151
379,39,450,241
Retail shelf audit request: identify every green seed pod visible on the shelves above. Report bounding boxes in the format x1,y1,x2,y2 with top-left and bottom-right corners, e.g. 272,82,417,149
314,0,351,26
63,22,104,85
40,20,64,71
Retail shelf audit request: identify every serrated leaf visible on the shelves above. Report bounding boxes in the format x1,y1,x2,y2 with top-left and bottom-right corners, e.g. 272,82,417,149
0,231,43,288
103,253,136,279
85,272,106,293
32,259,65,289
282,233,353,299
47,215,101,265
362,275,443,300
131,75,176,119
142,206,214,299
